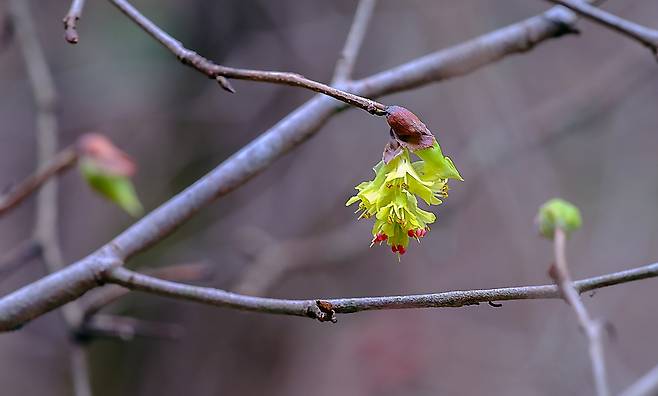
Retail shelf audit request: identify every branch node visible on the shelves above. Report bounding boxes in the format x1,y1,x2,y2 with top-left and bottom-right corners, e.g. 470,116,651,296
542,13,580,37
215,76,236,93
310,300,337,323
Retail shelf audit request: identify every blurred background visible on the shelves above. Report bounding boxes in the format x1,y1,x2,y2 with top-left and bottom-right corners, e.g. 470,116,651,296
1,0,658,395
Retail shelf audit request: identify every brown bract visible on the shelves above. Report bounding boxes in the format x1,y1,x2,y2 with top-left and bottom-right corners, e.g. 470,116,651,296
385,106,435,151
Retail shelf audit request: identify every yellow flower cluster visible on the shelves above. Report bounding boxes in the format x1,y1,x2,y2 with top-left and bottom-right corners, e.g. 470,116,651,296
346,141,462,256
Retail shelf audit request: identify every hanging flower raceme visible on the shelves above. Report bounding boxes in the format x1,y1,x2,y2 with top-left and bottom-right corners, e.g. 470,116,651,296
346,106,462,257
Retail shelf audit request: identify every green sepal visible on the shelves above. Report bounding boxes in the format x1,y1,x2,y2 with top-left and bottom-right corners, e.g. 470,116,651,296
415,141,463,181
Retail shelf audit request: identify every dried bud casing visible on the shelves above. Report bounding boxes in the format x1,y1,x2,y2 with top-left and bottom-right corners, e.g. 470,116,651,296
385,106,435,152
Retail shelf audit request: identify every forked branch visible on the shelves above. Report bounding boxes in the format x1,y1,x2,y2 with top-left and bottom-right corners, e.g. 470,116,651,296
0,2,591,331
108,0,388,116
546,0,658,56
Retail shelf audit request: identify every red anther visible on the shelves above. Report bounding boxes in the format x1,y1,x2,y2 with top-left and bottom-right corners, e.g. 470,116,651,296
415,229,427,238
373,233,388,244
407,229,415,237
391,245,398,253
397,245,406,255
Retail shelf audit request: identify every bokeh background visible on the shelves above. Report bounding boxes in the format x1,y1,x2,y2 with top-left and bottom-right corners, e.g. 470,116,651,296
2,0,658,395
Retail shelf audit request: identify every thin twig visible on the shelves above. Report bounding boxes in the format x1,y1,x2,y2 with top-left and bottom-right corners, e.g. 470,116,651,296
545,0,658,56
332,0,377,83
620,364,658,396
105,261,658,324
62,0,86,44
0,3,588,331
551,228,609,396
80,261,214,318
107,0,388,115
0,147,78,217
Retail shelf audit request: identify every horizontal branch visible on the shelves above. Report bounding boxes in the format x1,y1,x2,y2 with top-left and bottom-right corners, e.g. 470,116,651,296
80,261,213,317
545,0,658,56
105,262,658,322
0,147,78,217
107,0,388,116
0,4,588,331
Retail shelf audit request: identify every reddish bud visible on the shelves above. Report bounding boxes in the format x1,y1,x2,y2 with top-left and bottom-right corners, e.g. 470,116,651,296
415,229,427,238
397,245,406,255
78,133,136,177
407,229,415,237
391,245,398,253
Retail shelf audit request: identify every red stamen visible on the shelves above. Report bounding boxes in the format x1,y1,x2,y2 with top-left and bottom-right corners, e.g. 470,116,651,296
391,245,398,253
397,245,406,255
407,229,415,237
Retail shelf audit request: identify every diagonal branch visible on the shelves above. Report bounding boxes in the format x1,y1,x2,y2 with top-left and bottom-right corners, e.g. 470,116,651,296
620,364,658,396
545,0,658,56
105,261,658,323
332,0,377,83
62,0,86,44
551,229,609,396
0,146,78,218
0,3,589,331
107,0,388,115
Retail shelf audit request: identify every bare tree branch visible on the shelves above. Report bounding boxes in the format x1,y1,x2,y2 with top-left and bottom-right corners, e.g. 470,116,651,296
621,364,658,396
545,0,658,56
332,0,377,83
80,261,214,318
551,228,609,396
62,0,86,44
0,147,78,218
105,262,658,323
107,0,388,115
0,4,588,331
